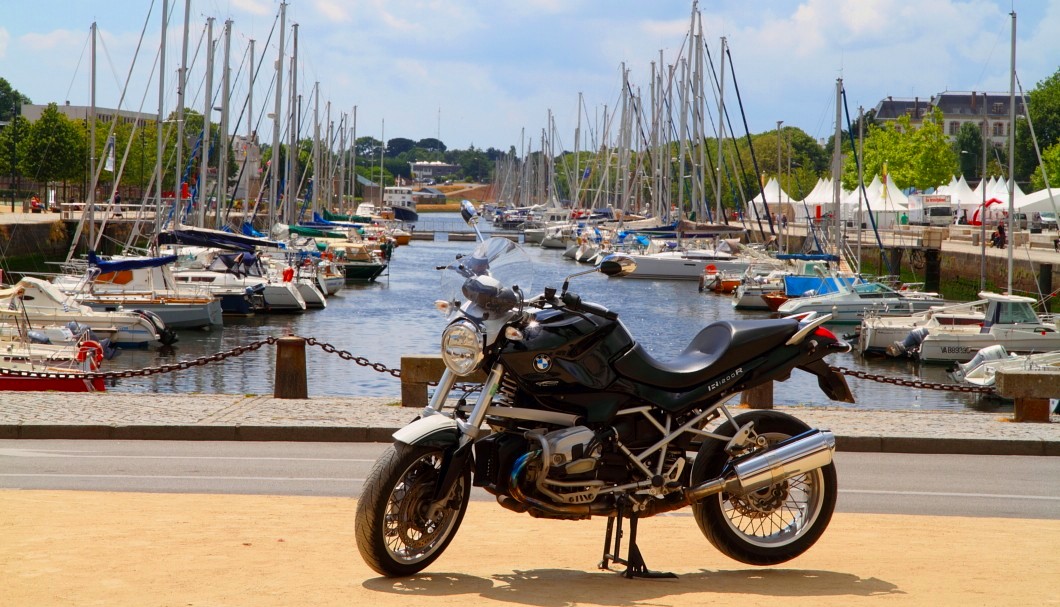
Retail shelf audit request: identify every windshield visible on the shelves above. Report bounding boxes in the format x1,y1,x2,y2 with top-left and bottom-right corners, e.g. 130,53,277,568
440,237,533,312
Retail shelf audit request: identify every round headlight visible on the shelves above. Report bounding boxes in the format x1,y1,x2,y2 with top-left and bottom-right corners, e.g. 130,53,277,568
441,320,484,376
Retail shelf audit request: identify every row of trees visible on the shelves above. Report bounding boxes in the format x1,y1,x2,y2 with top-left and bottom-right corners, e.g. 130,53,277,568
4,67,1060,210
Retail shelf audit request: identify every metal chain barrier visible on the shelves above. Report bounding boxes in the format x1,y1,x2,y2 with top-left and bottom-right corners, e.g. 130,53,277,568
830,365,996,395
304,337,403,378
0,334,996,396
0,336,280,381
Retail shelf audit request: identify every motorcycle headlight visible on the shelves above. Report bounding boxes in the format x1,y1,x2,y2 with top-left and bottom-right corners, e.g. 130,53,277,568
441,319,484,376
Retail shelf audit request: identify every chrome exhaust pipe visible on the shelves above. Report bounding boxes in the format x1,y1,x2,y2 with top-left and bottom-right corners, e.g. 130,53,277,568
685,429,835,504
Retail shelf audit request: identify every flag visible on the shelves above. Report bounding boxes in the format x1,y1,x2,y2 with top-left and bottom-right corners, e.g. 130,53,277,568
104,135,115,172
581,166,591,180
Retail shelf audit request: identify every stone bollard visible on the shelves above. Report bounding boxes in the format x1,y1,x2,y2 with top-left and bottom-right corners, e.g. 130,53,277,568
741,382,773,409
274,336,308,399
400,355,487,408
994,369,1059,423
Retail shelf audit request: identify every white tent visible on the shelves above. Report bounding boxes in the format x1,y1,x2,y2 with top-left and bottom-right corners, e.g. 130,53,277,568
840,174,908,229
748,177,793,221
795,177,848,223
1014,187,1060,215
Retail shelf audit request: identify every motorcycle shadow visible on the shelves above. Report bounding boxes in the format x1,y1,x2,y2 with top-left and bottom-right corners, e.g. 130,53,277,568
362,567,902,604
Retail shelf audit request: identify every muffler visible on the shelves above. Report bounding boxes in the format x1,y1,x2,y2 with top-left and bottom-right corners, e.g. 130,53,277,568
685,429,835,504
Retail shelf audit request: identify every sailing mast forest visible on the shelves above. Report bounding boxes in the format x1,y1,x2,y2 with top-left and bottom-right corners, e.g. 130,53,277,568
0,2,1058,241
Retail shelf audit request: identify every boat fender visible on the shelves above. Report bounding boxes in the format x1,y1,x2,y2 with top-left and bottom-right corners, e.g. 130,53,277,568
76,340,105,367
28,330,52,345
282,267,295,282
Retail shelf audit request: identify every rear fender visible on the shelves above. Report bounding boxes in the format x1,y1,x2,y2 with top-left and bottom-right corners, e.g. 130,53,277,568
799,359,855,403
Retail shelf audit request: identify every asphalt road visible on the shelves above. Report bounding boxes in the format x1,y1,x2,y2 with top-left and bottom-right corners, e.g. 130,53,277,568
2,439,1059,519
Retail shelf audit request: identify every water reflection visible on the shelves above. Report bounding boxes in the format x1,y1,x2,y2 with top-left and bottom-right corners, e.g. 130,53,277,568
105,216,1006,412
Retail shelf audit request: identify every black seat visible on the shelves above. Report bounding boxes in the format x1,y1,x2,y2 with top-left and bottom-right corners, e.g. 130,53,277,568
613,319,799,391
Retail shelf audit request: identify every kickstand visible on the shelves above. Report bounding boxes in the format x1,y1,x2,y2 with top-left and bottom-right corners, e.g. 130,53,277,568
599,499,677,579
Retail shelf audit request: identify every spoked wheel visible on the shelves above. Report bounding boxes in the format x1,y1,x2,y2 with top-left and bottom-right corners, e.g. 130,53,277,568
690,410,837,566
355,443,471,577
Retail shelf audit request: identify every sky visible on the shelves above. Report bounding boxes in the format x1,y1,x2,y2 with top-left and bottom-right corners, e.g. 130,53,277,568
1,0,1057,154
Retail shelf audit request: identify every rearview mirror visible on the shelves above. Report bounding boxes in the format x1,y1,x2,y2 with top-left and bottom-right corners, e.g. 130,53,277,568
460,200,479,226
598,254,637,278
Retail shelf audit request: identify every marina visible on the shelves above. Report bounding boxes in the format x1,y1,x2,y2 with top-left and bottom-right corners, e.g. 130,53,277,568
36,212,1019,412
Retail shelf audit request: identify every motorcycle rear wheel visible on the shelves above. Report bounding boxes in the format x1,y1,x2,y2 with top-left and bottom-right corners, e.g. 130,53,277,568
355,443,471,577
690,410,837,566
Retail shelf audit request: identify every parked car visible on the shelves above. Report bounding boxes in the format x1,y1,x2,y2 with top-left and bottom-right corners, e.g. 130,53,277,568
1039,212,1058,231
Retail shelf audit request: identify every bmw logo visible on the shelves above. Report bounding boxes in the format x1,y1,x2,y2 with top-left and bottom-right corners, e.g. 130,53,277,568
533,354,552,372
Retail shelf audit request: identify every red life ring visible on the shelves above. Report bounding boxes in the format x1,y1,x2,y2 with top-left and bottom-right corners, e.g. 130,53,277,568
282,267,295,282
76,340,105,367
705,264,718,274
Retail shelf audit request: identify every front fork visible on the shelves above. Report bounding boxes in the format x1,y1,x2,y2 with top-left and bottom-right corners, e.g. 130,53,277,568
418,365,504,503
421,365,505,443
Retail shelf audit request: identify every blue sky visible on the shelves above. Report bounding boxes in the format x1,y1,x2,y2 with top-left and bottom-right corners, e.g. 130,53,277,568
1,0,1056,152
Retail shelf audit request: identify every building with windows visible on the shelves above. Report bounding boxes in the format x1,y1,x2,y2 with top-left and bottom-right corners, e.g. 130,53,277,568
409,160,459,182
22,102,156,127
872,91,1025,147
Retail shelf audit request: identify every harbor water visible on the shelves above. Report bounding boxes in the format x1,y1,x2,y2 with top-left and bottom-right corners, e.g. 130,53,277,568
106,214,1001,412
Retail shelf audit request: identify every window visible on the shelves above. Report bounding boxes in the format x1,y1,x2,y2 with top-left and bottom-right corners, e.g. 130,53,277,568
993,122,1004,137
992,102,1004,114
949,121,959,135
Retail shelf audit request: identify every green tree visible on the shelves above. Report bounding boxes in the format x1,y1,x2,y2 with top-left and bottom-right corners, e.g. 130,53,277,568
954,121,984,182
19,103,84,190
386,137,416,157
841,108,957,191
1014,68,1060,184
354,136,381,162
1030,142,1060,190
0,114,30,183
416,138,446,153
0,78,31,123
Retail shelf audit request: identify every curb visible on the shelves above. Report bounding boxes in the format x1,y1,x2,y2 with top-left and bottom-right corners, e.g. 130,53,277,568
2,424,1057,456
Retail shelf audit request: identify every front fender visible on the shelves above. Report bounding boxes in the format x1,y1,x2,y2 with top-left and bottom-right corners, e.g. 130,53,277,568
393,414,461,448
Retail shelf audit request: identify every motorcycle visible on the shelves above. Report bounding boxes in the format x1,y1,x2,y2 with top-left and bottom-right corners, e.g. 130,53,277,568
355,201,855,579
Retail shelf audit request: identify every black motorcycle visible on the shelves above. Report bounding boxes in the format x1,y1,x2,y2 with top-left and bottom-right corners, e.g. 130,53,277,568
356,202,855,578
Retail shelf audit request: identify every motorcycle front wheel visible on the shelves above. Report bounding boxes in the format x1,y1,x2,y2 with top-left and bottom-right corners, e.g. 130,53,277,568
355,443,471,577
690,410,837,566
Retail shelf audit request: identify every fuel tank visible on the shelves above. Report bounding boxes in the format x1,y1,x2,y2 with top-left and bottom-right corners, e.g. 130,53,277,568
499,307,635,398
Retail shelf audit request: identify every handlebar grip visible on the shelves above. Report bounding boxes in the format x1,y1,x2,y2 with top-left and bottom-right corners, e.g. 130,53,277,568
561,292,618,320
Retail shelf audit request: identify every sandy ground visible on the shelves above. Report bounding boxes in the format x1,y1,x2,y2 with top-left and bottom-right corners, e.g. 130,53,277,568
2,490,1057,607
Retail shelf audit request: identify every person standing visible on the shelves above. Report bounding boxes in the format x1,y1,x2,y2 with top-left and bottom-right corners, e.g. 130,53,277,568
997,221,1007,249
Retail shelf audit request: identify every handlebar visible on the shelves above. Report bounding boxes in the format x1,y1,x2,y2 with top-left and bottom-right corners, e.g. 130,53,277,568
561,292,618,321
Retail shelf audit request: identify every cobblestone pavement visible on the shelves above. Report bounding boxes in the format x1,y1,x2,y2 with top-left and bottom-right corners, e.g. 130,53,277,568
1,392,1057,455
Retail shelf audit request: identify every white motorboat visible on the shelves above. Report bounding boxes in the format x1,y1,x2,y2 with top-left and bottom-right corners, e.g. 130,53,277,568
905,292,1060,363
776,280,948,324
858,299,988,355
0,277,170,347
619,248,753,281
952,344,1060,387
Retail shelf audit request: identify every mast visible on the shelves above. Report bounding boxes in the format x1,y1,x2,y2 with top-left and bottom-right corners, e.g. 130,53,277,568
270,2,285,228
285,22,298,225
378,118,385,206
857,105,864,271
175,0,190,227
714,37,726,223
88,22,97,250
155,0,168,239
350,105,357,215
832,78,842,259
199,17,214,229
312,82,320,213
217,19,232,229
1006,11,1016,294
